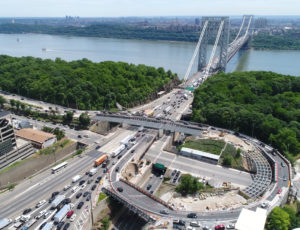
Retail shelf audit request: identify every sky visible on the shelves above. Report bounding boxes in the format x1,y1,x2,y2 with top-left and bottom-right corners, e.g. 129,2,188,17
0,0,299,17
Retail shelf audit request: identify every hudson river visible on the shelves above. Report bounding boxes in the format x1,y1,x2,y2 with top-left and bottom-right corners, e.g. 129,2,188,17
1,34,299,78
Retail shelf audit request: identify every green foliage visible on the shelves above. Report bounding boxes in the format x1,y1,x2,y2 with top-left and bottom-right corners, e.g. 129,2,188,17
266,207,291,230
72,149,84,157
42,126,65,140
63,111,73,124
100,216,110,230
222,156,232,167
8,184,15,190
182,139,225,155
0,55,176,110
252,31,300,50
175,174,204,196
192,71,300,160
79,112,90,128
98,192,107,203
0,95,6,108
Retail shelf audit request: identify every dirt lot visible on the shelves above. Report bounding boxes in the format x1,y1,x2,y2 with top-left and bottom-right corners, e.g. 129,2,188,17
163,190,247,211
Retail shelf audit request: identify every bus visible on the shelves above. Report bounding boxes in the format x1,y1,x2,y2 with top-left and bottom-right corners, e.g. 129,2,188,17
51,162,68,174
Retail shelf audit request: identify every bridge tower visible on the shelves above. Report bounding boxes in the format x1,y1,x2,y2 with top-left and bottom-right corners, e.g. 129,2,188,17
198,17,230,72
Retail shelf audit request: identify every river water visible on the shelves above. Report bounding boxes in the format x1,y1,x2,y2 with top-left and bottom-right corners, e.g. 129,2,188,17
0,33,299,78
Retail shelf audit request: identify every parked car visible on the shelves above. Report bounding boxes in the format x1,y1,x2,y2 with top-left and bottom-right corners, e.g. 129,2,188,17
146,184,152,190
52,191,59,197
70,214,77,222
83,192,90,197
67,210,74,218
91,185,97,191
215,224,225,230
56,221,65,230
39,222,47,230
36,200,46,208
79,180,85,186
117,187,123,192
159,210,169,215
86,194,91,201
63,223,70,230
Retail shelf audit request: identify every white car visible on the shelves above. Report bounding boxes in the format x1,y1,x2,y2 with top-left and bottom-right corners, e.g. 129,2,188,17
80,184,86,190
70,214,77,222
36,210,47,219
226,224,235,229
70,203,75,209
43,211,52,219
36,200,46,208
72,186,79,193
64,185,71,191
186,227,196,230
190,221,200,227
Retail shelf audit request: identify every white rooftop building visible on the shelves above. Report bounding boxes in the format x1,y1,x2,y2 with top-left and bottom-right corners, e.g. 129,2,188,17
235,207,267,230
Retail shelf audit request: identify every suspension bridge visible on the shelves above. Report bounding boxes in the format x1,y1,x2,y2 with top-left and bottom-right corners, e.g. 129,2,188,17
182,15,253,88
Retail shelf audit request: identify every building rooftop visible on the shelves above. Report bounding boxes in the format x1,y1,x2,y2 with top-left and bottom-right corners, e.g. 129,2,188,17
16,128,55,144
181,147,220,161
235,207,267,230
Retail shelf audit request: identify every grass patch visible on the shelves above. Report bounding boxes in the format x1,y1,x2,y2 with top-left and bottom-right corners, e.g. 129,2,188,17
72,149,84,157
0,160,24,175
181,139,225,155
39,139,73,155
98,192,107,203
220,145,243,169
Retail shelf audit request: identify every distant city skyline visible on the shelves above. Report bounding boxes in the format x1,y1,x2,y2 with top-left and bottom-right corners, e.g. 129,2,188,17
0,0,299,17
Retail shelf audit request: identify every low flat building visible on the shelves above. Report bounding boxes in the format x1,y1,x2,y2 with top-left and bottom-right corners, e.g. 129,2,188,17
235,207,267,230
16,128,56,149
180,147,220,164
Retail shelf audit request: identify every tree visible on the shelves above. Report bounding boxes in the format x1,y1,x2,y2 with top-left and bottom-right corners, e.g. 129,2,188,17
79,112,90,128
175,174,203,196
20,103,25,111
223,156,232,167
63,111,73,124
9,99,15,108
15,100,21,111
0,95,6,108
266,207,290,230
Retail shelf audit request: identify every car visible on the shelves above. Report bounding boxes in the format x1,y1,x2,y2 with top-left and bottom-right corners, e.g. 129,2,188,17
112,161,117,165
159,210,169,215
187,213,197,218
150,190,154,194
64,198,71,204
95,176,102,183
215,224,225,230
85,171,90,175
226,224,235,229
36,200,46,208
115,167,119,172
36,210,47,219
186,227,195,230
117,155,122,159
70,214,77,222
56,221,65,230
202,226,211,230
83,191,90,197
277,188,282,194
52,191,59,197
23,208,32,215
63,185,71,191
96,145,101,150
76,192,82,199
86,194,91,201
146,184,152,190
131,149,135,153
190,221,200,227
117,187,123,192
87,179,92,184
67,210,74,218
80,184,86,190
39,222,47,229
91,184,97,191
261,202,268,208
63,223,70,230
103,168,108,173
77,135,82,138
79,180,85,186
283,176,287,181
43,211,52,219
77,202,84,209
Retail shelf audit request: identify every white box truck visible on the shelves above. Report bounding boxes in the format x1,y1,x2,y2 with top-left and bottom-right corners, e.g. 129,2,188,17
41,222,54,230
51,195,65,209
0,218,12,229
89,168,97,176
112,144,125,158
72,175,81,183
53,204,70,223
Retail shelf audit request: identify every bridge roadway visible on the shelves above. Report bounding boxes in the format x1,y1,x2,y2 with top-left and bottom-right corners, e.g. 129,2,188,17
104,117,289,222
93,113,203,136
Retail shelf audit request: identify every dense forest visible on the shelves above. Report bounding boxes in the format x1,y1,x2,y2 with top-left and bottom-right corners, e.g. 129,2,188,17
252,31,300,50
0,23,237,43
192,71,300,161
0,55,177,110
